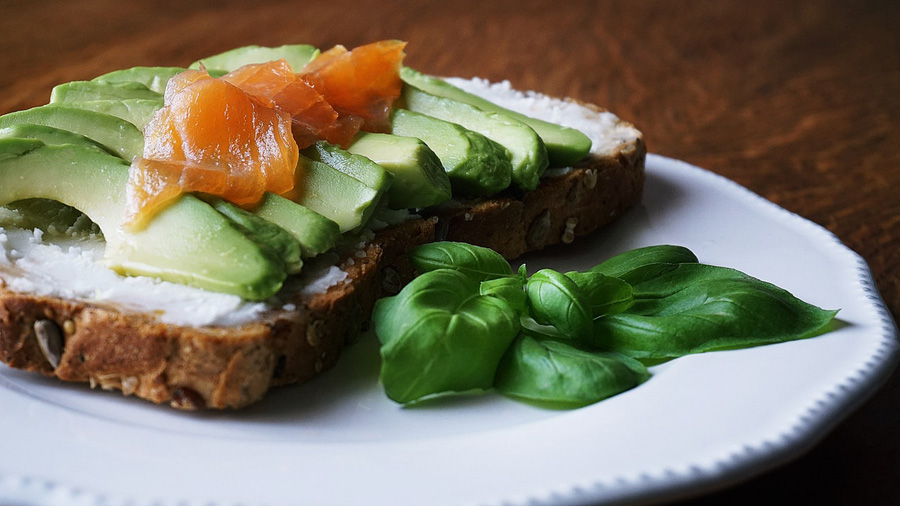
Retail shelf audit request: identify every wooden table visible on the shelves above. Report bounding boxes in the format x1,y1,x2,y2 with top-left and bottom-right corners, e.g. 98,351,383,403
2,0,898,504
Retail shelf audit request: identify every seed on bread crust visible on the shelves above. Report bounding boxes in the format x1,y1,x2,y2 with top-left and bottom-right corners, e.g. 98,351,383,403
33,319,64,369
171,386,206,410
584,169,598,190
306,320,325,347
562,217,578,244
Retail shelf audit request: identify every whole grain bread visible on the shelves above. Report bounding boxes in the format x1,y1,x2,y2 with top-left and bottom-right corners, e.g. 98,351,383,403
0,120,645,410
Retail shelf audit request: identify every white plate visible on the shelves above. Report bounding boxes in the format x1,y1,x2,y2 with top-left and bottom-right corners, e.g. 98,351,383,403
1,154,897,506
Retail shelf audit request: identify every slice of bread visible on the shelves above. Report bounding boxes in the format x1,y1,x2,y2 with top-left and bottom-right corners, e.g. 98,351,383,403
0,104,645,410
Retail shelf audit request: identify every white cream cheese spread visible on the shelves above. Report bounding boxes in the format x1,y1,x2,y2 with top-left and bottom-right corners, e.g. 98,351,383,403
0,227,269,326
0,77,636,327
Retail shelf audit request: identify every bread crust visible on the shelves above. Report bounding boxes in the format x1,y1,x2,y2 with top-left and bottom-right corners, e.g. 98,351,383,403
0,134,645,409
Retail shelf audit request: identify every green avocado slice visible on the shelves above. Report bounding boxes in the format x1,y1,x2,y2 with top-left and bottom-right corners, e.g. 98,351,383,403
0,137,43,161
92,66,187,93
347,132,451,209
61,98,163,131
0,124,115,157
401,84,548,191
281,154,383,233
51,81,161,103
209,199,303,274
190,44,320,72
302,141,393,192
252,193,341,258
401,67,592,168
390,108,512,196
0,141,288,300
0,105,144,160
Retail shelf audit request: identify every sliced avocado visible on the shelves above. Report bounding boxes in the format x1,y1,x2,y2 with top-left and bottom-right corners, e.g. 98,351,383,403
210,199,302,274
390,108,512,196
281,154,382,233
0,124,114,156
0,137,43,161
252,193,340,258
190,44,320,72
92,66,187,93
51,81,161,103
1,198,98,237
302,140,392,198
401,68,592,167
401,84,548,191
346,132,451,209
63,98,163,131
0,141,288,300
0,105,144,160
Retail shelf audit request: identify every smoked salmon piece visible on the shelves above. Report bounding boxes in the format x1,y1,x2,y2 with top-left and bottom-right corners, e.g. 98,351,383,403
301,40,406,134
125,69,298,229
223,60,342,148
125,40,406,229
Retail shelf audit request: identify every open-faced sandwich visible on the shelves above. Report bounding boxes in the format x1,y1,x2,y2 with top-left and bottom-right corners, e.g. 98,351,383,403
0,41,646,409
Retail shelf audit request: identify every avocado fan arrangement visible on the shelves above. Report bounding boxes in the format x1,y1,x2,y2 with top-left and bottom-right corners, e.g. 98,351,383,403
0,42,590,300
0,43,837,410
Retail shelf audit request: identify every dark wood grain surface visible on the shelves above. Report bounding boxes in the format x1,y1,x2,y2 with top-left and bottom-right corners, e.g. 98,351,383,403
1,0,898,504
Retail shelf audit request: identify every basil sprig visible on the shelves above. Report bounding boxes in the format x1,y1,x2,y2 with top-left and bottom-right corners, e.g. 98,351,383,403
372,243,838,408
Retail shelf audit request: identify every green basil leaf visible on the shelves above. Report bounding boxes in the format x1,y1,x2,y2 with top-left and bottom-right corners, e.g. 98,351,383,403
494,334,650,407
373,268,520,404
591,245,698,281
517,263,528,282
525,269,593,341
565,271,634,318
591,263,839,358
480,276,527,314
409,241,513,282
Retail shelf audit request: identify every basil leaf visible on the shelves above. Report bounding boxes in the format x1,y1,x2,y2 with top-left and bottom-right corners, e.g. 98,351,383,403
591,245,698,282
591,263,839,358
480,276,527,314
373,268,520,404
409,241,513,282
526,269,593,341
565,271,633,318
517,263,528,281
494,334,650,407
